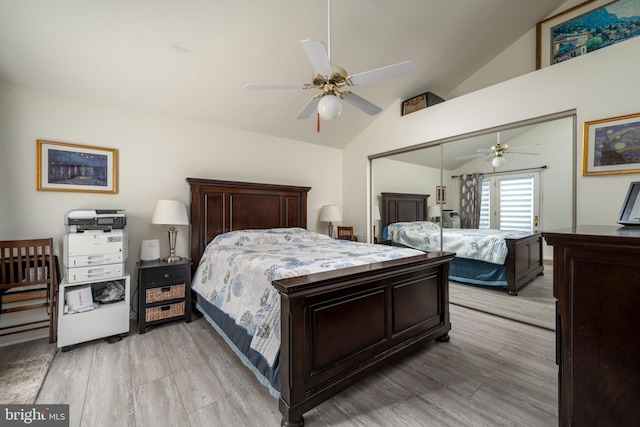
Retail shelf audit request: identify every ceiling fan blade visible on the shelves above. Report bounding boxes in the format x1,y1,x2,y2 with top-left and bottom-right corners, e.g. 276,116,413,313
510,143,541,150
300,39,333,77
508,152,539,155
509,144,542,151
296,97,320,120
456,153,485,161
476,148,493,153
348,61,416,86
245,83,307,90
342,92,382,116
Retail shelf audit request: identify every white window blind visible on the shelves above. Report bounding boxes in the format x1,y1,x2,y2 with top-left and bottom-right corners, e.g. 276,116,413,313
479,174,536,233
479,180,491,229
499,177,534,232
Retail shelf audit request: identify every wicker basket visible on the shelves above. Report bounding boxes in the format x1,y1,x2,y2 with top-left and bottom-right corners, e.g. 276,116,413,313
146,283,185,303
145,301,185,322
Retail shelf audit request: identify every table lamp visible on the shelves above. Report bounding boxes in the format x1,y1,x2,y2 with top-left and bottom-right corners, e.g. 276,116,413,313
428,205,442,223
373,205,381,243
151,200,189,263
320,204,341,238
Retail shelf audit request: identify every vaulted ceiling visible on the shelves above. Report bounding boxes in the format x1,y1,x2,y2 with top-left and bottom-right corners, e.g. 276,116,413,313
0,0,567,149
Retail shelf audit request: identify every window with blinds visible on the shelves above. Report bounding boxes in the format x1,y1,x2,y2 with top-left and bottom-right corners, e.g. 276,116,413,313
479,174,537,233
479,180,491,229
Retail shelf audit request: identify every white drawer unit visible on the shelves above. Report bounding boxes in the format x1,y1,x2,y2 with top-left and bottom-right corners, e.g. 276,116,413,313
64,262,125,284
63,229,128,267
65,252,125,268
57,275,130,350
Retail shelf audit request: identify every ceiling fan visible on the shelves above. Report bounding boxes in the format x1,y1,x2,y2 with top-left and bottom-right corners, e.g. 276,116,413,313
456,133,539,168
244,0,416,125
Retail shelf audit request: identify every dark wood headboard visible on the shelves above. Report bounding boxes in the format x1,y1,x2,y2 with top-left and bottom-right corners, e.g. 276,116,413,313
380,192,430,231
187,178,311,270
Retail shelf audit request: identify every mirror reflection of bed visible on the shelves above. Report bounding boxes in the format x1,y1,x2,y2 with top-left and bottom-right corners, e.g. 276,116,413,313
370,114,575,329
379,192,544,295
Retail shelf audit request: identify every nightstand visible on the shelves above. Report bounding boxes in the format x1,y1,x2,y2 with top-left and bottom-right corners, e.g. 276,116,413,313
137,259,191,333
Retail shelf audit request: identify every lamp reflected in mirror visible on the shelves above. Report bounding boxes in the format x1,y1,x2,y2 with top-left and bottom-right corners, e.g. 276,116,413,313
428,205,442,222
372,205,381,243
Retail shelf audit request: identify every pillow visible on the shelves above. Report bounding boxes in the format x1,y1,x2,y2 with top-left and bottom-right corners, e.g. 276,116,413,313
210,227,331,247
387,221,441,239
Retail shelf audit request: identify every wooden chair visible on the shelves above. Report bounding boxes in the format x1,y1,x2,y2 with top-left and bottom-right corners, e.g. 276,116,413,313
336,226,356,241
0,238,59,343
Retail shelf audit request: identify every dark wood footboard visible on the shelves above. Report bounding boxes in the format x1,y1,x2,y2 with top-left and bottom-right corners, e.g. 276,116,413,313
505,233,544,295
273,251,454,427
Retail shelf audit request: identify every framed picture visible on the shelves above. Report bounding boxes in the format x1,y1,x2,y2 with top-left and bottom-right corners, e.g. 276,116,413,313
582,112,640,176
36,140,118,193
536,0,640,69
436,186,447,204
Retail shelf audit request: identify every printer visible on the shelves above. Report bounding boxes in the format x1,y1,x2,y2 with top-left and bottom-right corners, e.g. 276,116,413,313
442,210,461,228
63,210,128,284
65,209,126,233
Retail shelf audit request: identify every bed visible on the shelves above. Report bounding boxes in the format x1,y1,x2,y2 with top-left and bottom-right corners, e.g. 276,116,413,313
380,192,543,296
187,178,454,427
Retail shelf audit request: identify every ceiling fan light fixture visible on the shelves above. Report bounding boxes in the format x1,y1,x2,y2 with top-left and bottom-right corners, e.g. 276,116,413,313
318,93,342,120
492,155,506,168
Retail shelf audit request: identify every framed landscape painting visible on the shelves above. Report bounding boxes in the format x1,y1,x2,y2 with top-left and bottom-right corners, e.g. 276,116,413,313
582,112,640,176
536,0,640,69
36,140,118,193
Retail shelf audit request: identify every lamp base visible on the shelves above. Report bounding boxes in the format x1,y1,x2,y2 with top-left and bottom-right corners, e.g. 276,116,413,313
163,255,182,263
164,227,181,263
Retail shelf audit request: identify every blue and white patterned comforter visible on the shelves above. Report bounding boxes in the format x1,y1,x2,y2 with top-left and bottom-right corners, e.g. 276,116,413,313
386,221,531,265
191,227,423,367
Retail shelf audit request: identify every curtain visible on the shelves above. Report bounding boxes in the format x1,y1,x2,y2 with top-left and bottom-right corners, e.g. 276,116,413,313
459,173,481,229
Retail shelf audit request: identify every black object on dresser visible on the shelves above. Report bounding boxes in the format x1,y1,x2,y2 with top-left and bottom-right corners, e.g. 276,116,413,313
137,259,191,334
543,226,640,426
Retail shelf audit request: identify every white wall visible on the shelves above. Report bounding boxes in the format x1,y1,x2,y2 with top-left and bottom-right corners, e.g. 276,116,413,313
0,83,342,343
448,0,586,99
343,37,640,241
0,83,343,256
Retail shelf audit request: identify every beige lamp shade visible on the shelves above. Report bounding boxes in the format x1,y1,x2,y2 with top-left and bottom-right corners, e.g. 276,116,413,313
319,204,341,222
151,200,189,225
373,205,381,221
428,205,442,219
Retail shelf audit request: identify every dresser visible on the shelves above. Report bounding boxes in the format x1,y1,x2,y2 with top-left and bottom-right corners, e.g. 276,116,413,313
137,259,191,333
542,226,640,426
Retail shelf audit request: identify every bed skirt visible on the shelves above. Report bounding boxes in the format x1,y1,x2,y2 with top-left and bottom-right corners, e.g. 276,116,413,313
449,257,507,287
194,293,281,397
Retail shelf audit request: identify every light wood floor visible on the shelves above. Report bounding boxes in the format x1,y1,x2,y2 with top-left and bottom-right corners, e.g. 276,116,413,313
449,264,555,331
21,304,558,427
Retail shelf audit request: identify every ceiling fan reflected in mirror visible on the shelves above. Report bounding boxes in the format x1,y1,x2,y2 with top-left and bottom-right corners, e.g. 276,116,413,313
456,132,540,168
244,0,416,125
